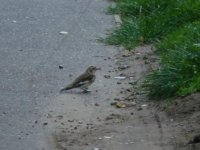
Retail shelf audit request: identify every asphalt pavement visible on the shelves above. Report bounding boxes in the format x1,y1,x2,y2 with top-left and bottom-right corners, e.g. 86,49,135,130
0,0,115,149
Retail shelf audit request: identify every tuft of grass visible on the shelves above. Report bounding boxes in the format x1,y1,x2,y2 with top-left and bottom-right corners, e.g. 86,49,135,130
178,75,200,96
103,19,140,49
105,0,200,50
144,21,200,99
108,0,173,18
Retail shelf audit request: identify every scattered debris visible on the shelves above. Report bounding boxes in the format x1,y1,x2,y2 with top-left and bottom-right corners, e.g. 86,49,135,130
78,121,83,124
94,147,101,150
104,113,124,121
46,113,53,118
56,115,63,120
68,120,74,122
43,122,48,126
111,101,136,108
59,31,68,35
129,76,134,79
122,50,132,57
115,101,126,108
114,76,126,80
113,98,123,101
95,103,100,106
118,65,129,70
129,102,136,106
125,96,133,101
105,116,113,121
126,89,131,92
122,54,131,57
129,81,137,85
59,65,64,69
142,56,148,60
137,107,143,111
104,136,113,139
141,104,148,107
136,52,141,55
104,75,111,79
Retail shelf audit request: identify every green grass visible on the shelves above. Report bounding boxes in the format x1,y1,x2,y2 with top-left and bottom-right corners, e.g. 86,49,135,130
145,21,200,99
105,0,200,100
103,19,140,49
108,0,174,18
105,0,200,50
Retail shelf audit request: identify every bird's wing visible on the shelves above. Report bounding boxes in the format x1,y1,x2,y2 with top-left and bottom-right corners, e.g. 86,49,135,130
71,73,95,87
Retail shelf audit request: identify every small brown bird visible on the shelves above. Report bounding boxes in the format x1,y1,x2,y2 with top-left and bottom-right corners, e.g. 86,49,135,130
60,66,100,93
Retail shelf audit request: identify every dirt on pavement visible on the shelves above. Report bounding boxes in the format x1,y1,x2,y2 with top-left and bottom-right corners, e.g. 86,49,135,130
37,45,199,150
162,93,200,150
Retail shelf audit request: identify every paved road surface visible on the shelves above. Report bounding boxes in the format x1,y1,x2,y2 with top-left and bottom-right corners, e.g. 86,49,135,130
0,0,115,149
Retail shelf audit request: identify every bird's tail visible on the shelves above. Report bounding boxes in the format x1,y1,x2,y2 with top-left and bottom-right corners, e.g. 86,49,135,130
60,84,73,93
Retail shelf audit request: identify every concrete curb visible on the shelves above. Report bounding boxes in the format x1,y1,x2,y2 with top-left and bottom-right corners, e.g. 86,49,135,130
111,2,122,26
114,15,122,25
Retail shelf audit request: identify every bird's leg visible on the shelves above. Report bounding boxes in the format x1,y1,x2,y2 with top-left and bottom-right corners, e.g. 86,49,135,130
83,90,91,93
81,87,91,93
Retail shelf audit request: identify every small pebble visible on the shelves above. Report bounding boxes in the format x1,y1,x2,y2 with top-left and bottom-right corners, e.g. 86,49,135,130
59,65,63,69
104,75,111,79
43,122,48,126
68,120,74,122
137,107,143,111
95,103,99,106
78,121,83,124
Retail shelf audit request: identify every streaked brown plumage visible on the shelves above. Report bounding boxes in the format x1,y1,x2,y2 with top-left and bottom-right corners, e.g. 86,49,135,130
60,66,100,93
